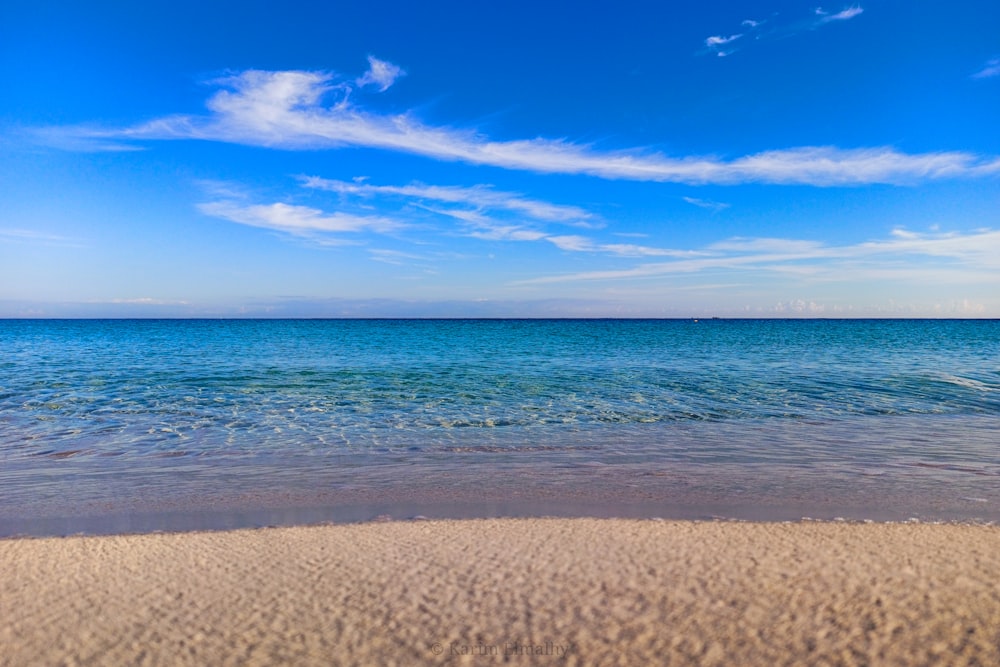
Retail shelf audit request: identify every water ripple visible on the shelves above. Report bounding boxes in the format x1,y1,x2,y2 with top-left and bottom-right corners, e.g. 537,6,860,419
2,319,998,463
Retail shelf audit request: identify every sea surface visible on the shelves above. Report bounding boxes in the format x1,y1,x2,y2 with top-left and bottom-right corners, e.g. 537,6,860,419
1,319,999,535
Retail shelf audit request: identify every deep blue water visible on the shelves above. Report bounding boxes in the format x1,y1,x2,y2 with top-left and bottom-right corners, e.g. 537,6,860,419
1,319,999,533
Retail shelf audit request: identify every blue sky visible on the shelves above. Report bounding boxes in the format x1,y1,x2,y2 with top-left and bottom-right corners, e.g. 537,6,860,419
2,0,998,317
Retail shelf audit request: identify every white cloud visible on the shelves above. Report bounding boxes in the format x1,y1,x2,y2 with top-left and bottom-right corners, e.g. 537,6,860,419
708,237,825,253
817,6,864,23
301,177,594,223
107,297,191,305
194,179,252,200
469,225,548,242
198,200,401,240
368,248,431,265
301,176,598,248
412,202,547,242
972,57,1000,79
196,175,618,256
299,176,702,258
546,235,700,258
705,6,863,57
520,227,1000,284
420,205,491,225
46,65,999,186
713,146,1000,185
857,228,1000,264
356,55,405,91
29,128,147,152
599,243,703,258
774,299,826,314
546,235,594,252
682,196,730,211
0,228,83,246
704,33,744,57
705,34,742,47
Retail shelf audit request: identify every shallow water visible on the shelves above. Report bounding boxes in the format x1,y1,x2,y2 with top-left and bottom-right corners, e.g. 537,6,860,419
1,319,999,534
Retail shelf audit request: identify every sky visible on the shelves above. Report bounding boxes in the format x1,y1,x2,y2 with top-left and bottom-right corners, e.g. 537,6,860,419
1,0,998,318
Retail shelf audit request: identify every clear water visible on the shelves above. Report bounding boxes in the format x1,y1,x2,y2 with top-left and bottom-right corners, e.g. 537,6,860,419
1,319,999,534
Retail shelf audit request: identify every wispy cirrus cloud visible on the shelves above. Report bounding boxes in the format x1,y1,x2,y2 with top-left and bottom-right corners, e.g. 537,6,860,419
708,237,824,253
814,5,864,23
301,177,595,224
705,33,742,47
198,200,400,243
972,57,1000,79
682,196,730,212
0,228,84,246
200,176,606,251
106,297,191,305
519,227,1000,284
37,59,1000,186
546,235,700,258
705,5,864,57
704,33,743,57
284,179,998,279
368,248,437,265
201,176,704,260
356,55,405,91
307,177,603,247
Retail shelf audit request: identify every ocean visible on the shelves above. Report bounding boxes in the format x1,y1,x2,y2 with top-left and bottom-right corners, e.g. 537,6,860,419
1,318,998,535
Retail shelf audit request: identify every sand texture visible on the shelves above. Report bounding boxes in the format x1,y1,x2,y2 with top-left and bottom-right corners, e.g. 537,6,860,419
3,518,1000,666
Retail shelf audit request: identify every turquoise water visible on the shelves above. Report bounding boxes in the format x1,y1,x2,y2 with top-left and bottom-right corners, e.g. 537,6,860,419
1,319,999,533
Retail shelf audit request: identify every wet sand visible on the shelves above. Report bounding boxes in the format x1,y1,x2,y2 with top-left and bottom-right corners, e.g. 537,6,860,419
3,518,1000,666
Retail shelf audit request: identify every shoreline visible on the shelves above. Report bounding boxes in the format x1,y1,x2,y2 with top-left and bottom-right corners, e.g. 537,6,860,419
6,412,1000,540
5,493,999,539
6,434,1000,538
3,518,1000,665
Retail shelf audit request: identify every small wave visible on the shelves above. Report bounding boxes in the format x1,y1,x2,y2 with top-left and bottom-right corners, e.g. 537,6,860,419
47,449,89,459
442,444,599,453
936,374,994,392
909,462,1000,476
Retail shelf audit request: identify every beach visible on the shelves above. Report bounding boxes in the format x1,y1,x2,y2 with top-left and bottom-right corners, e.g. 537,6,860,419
3,518,1000,666
3,322,1000,663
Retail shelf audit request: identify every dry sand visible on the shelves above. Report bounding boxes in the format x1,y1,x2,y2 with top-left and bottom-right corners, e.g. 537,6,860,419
2,518,1000,666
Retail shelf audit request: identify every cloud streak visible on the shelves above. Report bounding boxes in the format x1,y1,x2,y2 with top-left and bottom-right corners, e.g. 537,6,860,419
546,235,699,258
199,172,1000,291
199,176,606,251
301,177,594,224
704,33,743,57
972,57,1000,79
198,200,400,242
682,196,730,212
200,175,710,261
519,228,1000,284
40,59,1000,187
705,34,742,47
815,6,864,23
705,5,864,57
0,228,84,246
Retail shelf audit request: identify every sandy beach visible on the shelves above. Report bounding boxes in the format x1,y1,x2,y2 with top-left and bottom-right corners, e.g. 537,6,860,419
2,518,1000,666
